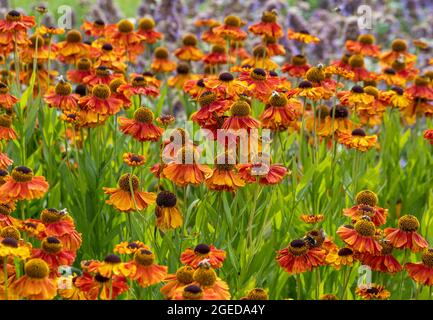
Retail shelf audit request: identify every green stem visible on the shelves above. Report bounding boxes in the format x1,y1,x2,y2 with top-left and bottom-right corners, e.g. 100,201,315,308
3,257,8,300
296,274,302,300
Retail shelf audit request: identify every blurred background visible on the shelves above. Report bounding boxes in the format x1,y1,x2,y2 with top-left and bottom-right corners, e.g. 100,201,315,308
3,0,433,66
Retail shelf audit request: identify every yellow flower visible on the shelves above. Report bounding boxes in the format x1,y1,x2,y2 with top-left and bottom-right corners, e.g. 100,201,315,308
326,247,355,270
0,237,30,259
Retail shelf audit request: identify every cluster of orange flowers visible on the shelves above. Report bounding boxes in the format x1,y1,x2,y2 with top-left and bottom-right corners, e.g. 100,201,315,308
0,7,432,300
277,190,433,300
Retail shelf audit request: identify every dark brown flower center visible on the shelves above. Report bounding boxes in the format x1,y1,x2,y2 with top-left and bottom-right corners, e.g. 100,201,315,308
219,72,234,82
11,166,33,182
352,128,366,137
104,254,121,264
66,30,82,43
194,243,211,254
156,191,177,207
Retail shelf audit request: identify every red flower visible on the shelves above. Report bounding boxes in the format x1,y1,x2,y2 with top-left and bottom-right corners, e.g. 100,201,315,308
31,236,76,272
276,239,326,274
384,215,428,252
78,84,123,116
337,220,382,255
343,204,387,227
222,100,260,131
405,248,433,286
360,240,402,273
118,76,159,99
118,107,163,142
181,244,226,269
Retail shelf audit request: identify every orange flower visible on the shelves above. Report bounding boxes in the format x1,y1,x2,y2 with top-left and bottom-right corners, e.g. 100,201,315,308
424,129,433,145
160,266,195,299
168,63,199,89
151,47,176,73
155,191,183,231
300,214,324,224
338,128,377,152
181,244,226,268
0,153,13,169
406,76,433,100
81,19,115,37
0,114,17,141
203,44,228,66
204,72,247,97
187,265,231,300
276,239,326,274
123,153,146,167
213,15,247,41
355,284,390,300
0,82,18,110
282,55,310,78
88,254,135,278
201,22,225,45
125,249,167,287
38,24,65,36
108,78,131,108
222,100,260,131
66,58,92,83
174,34,204,61
288,80,328,101
263,36,286,57
43,79,79,112
238,162,287,185
337,219,382,255
31,236,76,271
241,45,278,70
10,258,57,300
205,154,245,192
260,92,298,131
248,10,283,38
79,84,123,116
82,65,123,86
405,248,433,286
0,203,15,227
172,264,230,300
56,29,90,64
377,68,405,87
326,247,356,270
103,173,156,213
238,68,280,101
345,34,381,57
118,107,163,142
16,218,45,239
114,241,148,255
384,215,428,252
39,208,82,251
0,10,34,54
57,276,87,300
162,146,212,187
382,86,412,109
107,19,145,61
118,75,159,99
343,204,387,227
360,240,402,274
0,166,49,202
380,39,416,66
287,29,320,44
137,17,163,44
0,10,35,33
90,42,127,72
75,272,128,300
191,91,230,127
